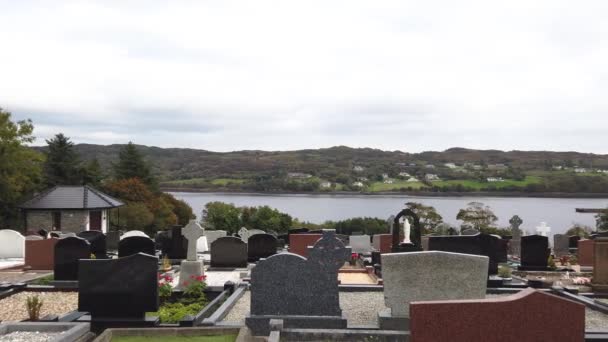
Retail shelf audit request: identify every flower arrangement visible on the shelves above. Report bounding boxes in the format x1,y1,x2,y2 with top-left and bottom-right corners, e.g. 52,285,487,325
158,273,173,302
183,275,207,303
161,255,172,271
349,253,359,266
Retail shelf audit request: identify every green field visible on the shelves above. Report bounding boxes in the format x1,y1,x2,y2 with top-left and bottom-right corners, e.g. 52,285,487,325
368,180,427,191
162,178,246,186
367,176,542,192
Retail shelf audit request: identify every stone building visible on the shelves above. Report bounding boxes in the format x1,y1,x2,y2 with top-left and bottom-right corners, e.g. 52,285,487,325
20,185,124,234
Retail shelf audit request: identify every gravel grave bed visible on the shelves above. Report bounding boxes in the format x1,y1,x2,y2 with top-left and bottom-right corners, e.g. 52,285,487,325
0,271,51,283
0,291,78,322
0,331,62,342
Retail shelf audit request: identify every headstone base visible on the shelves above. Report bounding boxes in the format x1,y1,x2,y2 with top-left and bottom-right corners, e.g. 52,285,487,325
177,260,204,290
246,314,347,336
378,308,410,331
392,243,422,253
49,280,78,289
78,315,159,334
517,266,552,271
591,283,608,293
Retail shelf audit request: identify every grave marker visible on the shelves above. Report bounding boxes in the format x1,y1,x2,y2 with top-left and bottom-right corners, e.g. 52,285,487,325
519,235,551,271
54,237,90,281
509,215,523,256
118,236,155,258
77,231,107,259
248,234,278,262
210,237,248,268
177,220,205,289
349,234,372,254
553,234,569,257
0,229,25,258
246,230,350,335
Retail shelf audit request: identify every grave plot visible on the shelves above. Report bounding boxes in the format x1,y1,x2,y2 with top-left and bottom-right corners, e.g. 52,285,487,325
0,290,78,321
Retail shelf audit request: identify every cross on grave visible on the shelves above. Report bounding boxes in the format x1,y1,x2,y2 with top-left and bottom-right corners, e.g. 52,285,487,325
536,222,551,237
182,220,204,261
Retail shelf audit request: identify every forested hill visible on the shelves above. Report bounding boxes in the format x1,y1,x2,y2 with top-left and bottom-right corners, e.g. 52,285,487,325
32,144,608,193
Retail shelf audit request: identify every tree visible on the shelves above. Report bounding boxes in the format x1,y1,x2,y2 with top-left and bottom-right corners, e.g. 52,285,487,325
43,133,81,186
113,142,156,189
160,193,194,226
111,203,154,232
456,202,498,231
0,109,43,228
596,208,608,231
80,158,103,187
244,205,293,233
566,224,592,238
405,202,443,234
201,201,242,233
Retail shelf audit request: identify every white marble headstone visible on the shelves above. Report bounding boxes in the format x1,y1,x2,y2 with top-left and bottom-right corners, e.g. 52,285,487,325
182,220,204,261
536,222,551,237
238,227,249,243
0,229,25,258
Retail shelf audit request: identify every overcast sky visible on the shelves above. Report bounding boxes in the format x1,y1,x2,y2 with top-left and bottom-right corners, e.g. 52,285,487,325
1,1,607,153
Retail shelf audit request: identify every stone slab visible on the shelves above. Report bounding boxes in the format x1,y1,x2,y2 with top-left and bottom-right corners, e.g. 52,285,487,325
245,315,347,336
210,237,248,268
382,251,488,317
553,234,569,257
0,229,25,259
578,239,595,267
377,308,409,331
372,234,392,253
25,238,57,270
349,235,372,254
288,234,322,257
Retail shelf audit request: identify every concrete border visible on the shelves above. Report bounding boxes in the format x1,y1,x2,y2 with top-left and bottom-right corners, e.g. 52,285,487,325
0,322,90,342
202,284,248,326
93,326,240,342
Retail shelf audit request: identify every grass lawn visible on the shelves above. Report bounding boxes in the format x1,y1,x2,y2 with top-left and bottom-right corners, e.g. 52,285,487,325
432,176,542,190
162,178,246,186
111,335,237,342
210,178,246,185
368,180,427,191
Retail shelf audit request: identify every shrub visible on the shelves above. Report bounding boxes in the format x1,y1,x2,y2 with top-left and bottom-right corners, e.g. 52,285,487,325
182,275,208,305
158,274,173,302
26,295,43,320
498,265,512,279
154,302,203,323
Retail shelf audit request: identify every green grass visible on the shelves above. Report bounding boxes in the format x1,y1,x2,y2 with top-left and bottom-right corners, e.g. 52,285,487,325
29,274,53,285
162,178,246,186
432,176,542,190
368,180,427,191
210,178,246,185
111,335,237,342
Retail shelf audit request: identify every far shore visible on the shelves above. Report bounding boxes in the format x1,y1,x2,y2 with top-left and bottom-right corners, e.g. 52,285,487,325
161,187,608,199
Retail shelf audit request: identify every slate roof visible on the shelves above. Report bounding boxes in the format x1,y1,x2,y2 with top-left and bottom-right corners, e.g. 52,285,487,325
20,185,124,210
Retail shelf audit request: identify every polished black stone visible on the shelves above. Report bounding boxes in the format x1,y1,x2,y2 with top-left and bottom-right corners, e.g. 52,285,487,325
54,236,91,281
519,235,551,270
168,225,187,259
210,237,247,268
118,236,156,258
248,234,278,262
78,253,159,318
106,231,120,251
428,233,502,275
77,231,107,259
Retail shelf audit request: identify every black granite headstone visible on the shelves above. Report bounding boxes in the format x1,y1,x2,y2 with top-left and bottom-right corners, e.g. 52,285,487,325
248,234,278,262
155,230,171,255
106,231,120,251
118,236,156,258
569,235,581,251
168,225,187,259
37,229,48,238
428,233,501,275
210,237,247,268
519,235,551,271
77,231,107,259
54,237,91,281
78,253,159,318
246,230,350,335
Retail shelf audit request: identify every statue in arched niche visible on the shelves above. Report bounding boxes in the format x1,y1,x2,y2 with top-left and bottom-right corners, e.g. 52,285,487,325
391,208,423,253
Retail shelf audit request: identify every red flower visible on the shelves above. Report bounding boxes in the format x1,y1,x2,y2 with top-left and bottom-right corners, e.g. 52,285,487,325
351,253,359,258
182,281,189,287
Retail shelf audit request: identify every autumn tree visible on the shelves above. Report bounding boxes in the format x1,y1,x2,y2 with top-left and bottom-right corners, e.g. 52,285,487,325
456,202,498,231
0,109,43,228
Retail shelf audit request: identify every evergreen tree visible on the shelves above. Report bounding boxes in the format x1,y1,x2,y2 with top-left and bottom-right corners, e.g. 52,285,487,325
113,142,156,189
43,133,81,186
80,158,103,187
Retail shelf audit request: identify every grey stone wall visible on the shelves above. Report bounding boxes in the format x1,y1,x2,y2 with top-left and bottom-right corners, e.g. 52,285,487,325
26,210,88,234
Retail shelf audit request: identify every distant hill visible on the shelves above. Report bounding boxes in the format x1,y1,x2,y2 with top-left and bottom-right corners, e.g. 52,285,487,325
32,144,608,194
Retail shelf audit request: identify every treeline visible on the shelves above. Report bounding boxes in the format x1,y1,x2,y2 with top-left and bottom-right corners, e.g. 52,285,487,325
0,108,194,234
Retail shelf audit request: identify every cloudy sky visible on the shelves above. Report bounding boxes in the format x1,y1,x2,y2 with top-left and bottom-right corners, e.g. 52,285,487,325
1,1,607,153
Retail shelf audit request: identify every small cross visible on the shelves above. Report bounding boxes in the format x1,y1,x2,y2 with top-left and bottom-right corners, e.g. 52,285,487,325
182,220,204,261
536,222,551,237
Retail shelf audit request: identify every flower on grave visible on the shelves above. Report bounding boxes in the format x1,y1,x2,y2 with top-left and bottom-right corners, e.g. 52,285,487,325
182,281,189,287
350,253,359,260
573,277,591,285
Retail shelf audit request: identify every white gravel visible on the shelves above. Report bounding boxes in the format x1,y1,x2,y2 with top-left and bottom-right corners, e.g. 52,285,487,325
0,331,62,342
0,291,77,322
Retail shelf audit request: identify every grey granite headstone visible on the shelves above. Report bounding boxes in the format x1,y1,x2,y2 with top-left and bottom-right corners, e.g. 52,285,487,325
554,234,569,257
246,229,350,335
210,236,248,268
509,215,523,256
382,251,488,324
349,234,372,254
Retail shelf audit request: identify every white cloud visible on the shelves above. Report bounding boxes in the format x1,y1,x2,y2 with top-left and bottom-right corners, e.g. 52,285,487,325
1,0,607,152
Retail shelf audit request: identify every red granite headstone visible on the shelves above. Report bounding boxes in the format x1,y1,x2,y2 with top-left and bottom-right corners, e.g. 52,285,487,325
25,238,58,270
372,234,393,253
288,234,322,257
410,288,585,342
578,239,595,267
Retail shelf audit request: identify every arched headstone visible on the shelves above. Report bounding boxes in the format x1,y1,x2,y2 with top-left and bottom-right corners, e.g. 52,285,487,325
118,236,155,258
77,230,107,258
54,236,90,281
0,229,25,258
248,234,278,261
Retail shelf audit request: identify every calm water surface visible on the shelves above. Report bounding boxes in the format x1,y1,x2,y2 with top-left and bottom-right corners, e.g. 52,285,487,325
170,192,608,238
